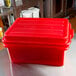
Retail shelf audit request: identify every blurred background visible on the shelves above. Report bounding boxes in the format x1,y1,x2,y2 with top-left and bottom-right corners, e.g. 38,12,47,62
0,1,76,76
0,0,76,50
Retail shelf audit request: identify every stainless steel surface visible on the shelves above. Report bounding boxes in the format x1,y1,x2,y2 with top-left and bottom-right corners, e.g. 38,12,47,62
0,38,76,76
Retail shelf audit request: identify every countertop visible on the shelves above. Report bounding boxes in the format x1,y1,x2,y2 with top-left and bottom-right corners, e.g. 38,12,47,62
0,37,76,76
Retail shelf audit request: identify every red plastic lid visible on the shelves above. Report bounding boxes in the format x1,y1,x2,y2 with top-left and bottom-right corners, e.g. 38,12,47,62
4,18,70,44
5,18,69,39
3,18,74,48
3,23,72,46
3,18,74,50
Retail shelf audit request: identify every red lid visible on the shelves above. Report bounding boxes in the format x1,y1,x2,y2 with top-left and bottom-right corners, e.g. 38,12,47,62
5,18,69,39
3,18,74,47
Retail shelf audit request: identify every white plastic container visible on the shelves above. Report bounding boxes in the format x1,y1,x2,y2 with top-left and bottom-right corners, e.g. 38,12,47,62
28,7,40,18
20,10,32,18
